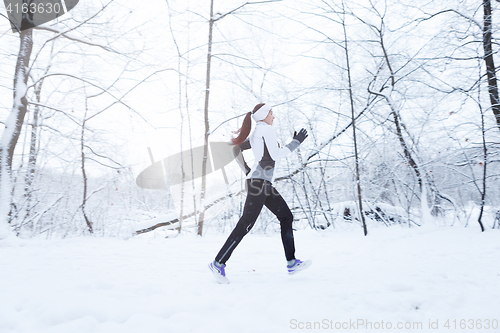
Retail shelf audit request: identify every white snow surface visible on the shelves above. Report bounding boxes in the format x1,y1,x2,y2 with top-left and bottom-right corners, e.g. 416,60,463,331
1,225,499,333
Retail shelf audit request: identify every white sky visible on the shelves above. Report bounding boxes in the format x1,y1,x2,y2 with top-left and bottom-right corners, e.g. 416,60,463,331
1,0,499,187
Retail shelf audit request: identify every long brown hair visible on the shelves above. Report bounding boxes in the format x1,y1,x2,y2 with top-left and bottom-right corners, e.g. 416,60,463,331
231,103,265,145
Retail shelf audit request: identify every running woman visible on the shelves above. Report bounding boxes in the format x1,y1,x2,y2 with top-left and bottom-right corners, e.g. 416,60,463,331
209,103,311,284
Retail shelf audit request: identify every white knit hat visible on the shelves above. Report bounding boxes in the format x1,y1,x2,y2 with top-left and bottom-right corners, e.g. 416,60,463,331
252,103,272,121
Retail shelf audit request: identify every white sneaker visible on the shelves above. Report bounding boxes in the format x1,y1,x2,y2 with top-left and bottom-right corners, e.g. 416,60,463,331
208,260,230,284
287,259,312,275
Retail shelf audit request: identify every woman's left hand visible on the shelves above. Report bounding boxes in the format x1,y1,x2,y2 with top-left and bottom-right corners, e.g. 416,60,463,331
293,128,308,143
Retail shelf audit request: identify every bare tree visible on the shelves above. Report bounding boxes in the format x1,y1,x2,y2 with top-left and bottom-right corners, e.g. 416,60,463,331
482,0,500,132
1,0,170,237
80,95,93,233
477,81,487,232
340,2,367,235
0,4,34,238
197,0,215,236
342,2,443,222
197,0,282,236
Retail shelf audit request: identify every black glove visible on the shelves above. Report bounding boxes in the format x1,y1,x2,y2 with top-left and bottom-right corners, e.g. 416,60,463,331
293,128,308,143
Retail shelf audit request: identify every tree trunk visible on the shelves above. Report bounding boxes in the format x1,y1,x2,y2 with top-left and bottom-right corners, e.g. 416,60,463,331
477,80,487,232
342,13,367,236
81,100,93,234
23,80,42,229
483,0,500,132
0,21,33,238
375,25,434,221
23,41,54,230
197,0,214,236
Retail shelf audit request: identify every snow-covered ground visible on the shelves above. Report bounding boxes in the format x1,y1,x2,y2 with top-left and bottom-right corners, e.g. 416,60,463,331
1,225,499,333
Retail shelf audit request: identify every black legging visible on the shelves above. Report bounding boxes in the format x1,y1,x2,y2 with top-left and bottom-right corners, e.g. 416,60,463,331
215,178,295,264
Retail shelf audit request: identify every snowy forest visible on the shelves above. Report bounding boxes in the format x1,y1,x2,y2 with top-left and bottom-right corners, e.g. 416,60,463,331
1,0,499,238
1,1,500,332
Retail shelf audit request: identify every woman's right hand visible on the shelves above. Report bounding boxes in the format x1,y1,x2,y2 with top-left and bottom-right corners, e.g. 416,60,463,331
293,128,308,143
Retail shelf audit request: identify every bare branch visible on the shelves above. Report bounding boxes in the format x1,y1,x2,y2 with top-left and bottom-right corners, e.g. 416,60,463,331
34,26,116,53
417,9,481,29
213,0,283,22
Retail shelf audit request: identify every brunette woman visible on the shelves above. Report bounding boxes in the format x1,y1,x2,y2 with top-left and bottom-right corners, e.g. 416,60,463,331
209,103,311,284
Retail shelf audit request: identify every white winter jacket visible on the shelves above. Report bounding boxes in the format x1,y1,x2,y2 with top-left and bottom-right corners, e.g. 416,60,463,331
234,122,300,183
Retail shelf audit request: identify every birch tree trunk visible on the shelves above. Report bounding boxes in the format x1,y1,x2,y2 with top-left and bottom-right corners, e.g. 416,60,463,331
197,0,214,236
22,78,42,230
166,1,186,233
23,43,54,231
